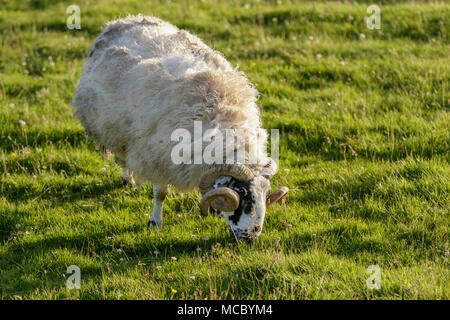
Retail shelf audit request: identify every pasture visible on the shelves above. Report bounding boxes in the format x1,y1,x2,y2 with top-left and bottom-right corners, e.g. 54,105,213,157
0,0,448,299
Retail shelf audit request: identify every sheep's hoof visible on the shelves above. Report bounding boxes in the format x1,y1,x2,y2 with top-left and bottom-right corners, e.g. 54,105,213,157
122,176,136,187
147,220,161,229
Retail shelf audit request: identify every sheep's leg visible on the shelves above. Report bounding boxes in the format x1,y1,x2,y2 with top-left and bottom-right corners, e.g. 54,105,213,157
148,184,168,229
102,146,113,160
114,153,136,187
121,169,136,187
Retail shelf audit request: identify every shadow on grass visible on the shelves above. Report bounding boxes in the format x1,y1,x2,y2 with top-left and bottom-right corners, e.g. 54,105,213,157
281,227,386,258
0,178,126,242
0,230,233,298
276,121,448,162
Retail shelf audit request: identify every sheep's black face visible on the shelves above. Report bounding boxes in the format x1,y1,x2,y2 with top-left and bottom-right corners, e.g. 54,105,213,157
213,175,271,240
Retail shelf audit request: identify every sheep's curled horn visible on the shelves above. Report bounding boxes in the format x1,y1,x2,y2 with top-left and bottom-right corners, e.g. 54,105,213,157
199,164,254,216
261,159,289,206
199,162,289,216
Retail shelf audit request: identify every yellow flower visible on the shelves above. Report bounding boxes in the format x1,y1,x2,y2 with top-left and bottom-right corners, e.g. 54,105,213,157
251,61,256,67
171,288,177,294
11,152,16,157
204,297,208,300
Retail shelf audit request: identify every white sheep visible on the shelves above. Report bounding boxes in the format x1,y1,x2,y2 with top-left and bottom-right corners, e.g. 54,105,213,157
73,15,288,239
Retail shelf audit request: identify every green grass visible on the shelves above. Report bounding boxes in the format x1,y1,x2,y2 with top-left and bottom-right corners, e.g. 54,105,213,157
0,0,449,300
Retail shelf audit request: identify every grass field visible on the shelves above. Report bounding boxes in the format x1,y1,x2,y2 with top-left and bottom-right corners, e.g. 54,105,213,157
0,0,449,299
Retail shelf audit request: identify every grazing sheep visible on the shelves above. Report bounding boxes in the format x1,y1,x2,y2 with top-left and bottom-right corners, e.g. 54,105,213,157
73,15,288,240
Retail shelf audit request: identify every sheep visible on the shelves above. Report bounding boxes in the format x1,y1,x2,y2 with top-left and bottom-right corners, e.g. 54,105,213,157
72,15,288,240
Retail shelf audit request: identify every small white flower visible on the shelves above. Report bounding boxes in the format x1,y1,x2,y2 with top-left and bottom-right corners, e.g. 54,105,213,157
315,53,322,59
18,120,26,127
154,250,160,255
15,223,21,229
189,276,196,280
171,256,177,261
196,247,202,252
202,236,209,241
156,265,162,269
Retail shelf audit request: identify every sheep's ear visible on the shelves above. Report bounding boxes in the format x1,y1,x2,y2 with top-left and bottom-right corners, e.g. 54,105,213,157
266,186,289,207
261,158,277,180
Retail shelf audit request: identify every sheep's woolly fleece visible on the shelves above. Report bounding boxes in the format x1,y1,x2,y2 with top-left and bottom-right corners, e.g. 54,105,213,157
73,15,273,190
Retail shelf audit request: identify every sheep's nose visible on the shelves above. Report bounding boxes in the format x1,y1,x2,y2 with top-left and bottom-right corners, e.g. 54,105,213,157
229,228,257,241
236,233,254,241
